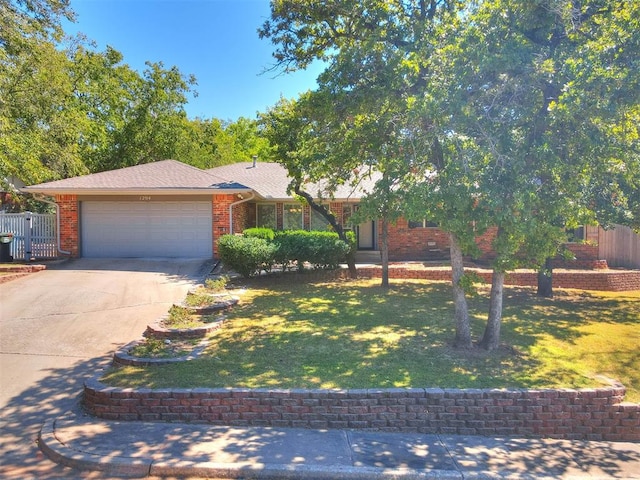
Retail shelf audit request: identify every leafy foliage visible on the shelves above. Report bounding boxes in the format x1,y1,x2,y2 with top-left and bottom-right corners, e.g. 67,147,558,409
204,276,229,292
274,230,352,271
218,230,352,277
217,235,277,278
243,227,276,241
261,0,640,350
1,0,274,206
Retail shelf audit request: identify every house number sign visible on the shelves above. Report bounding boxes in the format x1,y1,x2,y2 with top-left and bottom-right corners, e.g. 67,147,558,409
139,196,152,201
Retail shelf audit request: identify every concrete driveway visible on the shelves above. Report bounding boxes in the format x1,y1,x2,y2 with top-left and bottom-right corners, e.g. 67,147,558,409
0,258,210,478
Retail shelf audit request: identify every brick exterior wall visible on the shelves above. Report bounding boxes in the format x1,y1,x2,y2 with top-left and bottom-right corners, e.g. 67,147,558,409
475,227,499,259
385,219,451,260
83,378,639,441
383,219,608,268
55,194,79,257
303,204,311,231
558,243,605,269
231,201,255,234
276,202,284,230
212,194,234,257
50,191,607,267
329,202,345,228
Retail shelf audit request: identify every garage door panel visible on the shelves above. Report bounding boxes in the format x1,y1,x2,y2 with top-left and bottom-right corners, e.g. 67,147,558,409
81,201,212,258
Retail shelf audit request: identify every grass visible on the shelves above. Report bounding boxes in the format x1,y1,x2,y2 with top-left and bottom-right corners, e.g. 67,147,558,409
102,278,640,402
183,291,236,307
163,305,220,329
129,337,199,358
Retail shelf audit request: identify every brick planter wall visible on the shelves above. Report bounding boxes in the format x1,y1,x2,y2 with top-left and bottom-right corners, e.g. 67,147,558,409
83,379,639,441
351,266,640,292
555,243,605,269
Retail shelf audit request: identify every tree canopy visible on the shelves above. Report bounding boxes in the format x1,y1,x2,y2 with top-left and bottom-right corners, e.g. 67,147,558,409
261,0,640,349
1,0,271,211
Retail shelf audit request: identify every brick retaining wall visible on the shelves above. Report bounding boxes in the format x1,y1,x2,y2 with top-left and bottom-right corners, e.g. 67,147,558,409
84,378,639,441
351,266,640,292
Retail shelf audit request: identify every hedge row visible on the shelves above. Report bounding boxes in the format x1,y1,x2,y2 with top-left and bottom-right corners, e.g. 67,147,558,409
217,229,355,278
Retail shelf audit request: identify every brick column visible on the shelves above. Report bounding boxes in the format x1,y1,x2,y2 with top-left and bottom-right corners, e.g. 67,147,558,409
55,194,79,257
212,194,235,258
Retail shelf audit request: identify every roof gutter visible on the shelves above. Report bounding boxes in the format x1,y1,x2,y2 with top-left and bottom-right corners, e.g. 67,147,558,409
229,191,255,234
32,194,72,256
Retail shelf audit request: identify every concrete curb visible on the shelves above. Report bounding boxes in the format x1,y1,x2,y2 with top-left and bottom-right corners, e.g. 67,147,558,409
149,461,463,479
38,413,640,479
38,417,462,479
38,418,152,478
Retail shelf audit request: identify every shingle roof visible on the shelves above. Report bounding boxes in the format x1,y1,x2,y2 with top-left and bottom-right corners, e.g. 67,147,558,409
205,162,291,199
207,162,379,201
23,160,247,194
23,159,380,200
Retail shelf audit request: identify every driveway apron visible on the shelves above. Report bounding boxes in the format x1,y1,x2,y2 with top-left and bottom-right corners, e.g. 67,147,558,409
0,258,209,478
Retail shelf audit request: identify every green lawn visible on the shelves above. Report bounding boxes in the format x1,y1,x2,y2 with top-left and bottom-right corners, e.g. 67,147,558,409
102,278,640,402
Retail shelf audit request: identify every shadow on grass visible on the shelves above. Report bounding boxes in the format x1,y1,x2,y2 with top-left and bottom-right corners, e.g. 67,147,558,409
102,277,639,399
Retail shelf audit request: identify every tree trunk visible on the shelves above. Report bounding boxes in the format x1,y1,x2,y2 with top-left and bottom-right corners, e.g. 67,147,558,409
380,218,389,288
537,257,553,298
450,232,473,349
479,270,505,351
345,248,358,279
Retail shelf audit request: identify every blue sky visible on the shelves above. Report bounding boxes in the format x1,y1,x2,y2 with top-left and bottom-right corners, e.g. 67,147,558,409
64,0,324,121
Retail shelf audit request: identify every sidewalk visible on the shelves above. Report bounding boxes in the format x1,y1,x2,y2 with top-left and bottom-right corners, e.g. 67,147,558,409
40,411,640,479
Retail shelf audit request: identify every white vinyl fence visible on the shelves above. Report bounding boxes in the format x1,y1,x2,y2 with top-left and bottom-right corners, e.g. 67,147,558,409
0,212,58,261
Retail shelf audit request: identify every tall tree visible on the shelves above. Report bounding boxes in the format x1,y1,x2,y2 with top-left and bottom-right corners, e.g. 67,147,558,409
260,0,462,287
260,95,361,277
1,29,89,187
429,0,640,349
0,0,73,51
260,0,475,332
261,0,639,351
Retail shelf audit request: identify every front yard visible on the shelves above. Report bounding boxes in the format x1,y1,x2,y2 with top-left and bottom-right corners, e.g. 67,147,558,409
102,278,640,402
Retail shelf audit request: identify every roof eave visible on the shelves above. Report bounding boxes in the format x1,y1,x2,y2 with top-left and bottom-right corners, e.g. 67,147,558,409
21,187,253,196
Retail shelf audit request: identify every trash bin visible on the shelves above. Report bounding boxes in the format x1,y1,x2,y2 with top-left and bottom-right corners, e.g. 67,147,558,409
0,232,14,262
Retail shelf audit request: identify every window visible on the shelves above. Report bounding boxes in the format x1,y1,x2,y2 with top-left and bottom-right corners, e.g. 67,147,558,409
408,219,438,228
310,207,330,231
256,204,276,229
342,205,353,227
566,226,585,242
283,203,303,230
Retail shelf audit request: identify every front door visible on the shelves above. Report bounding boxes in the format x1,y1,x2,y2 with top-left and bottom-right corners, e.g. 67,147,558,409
357,220,375,250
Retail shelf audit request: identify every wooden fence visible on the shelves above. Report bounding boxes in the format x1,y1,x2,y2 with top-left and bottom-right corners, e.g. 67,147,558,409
599,224,640,269
0,212,58,261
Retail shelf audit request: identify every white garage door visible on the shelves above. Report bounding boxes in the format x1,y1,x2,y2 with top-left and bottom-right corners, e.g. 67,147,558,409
81,201,212,258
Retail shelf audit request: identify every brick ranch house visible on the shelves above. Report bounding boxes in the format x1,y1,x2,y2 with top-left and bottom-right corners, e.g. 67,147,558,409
22,159,616,267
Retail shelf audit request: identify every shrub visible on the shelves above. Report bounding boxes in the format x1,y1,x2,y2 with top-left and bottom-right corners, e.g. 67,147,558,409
217,234,277,278
306,231,352,269
273,230,309,271
243,227,275,241
204,275,228,292
221,230,351,276
166,305,192,326
129,337,167,358
273,230,351,271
